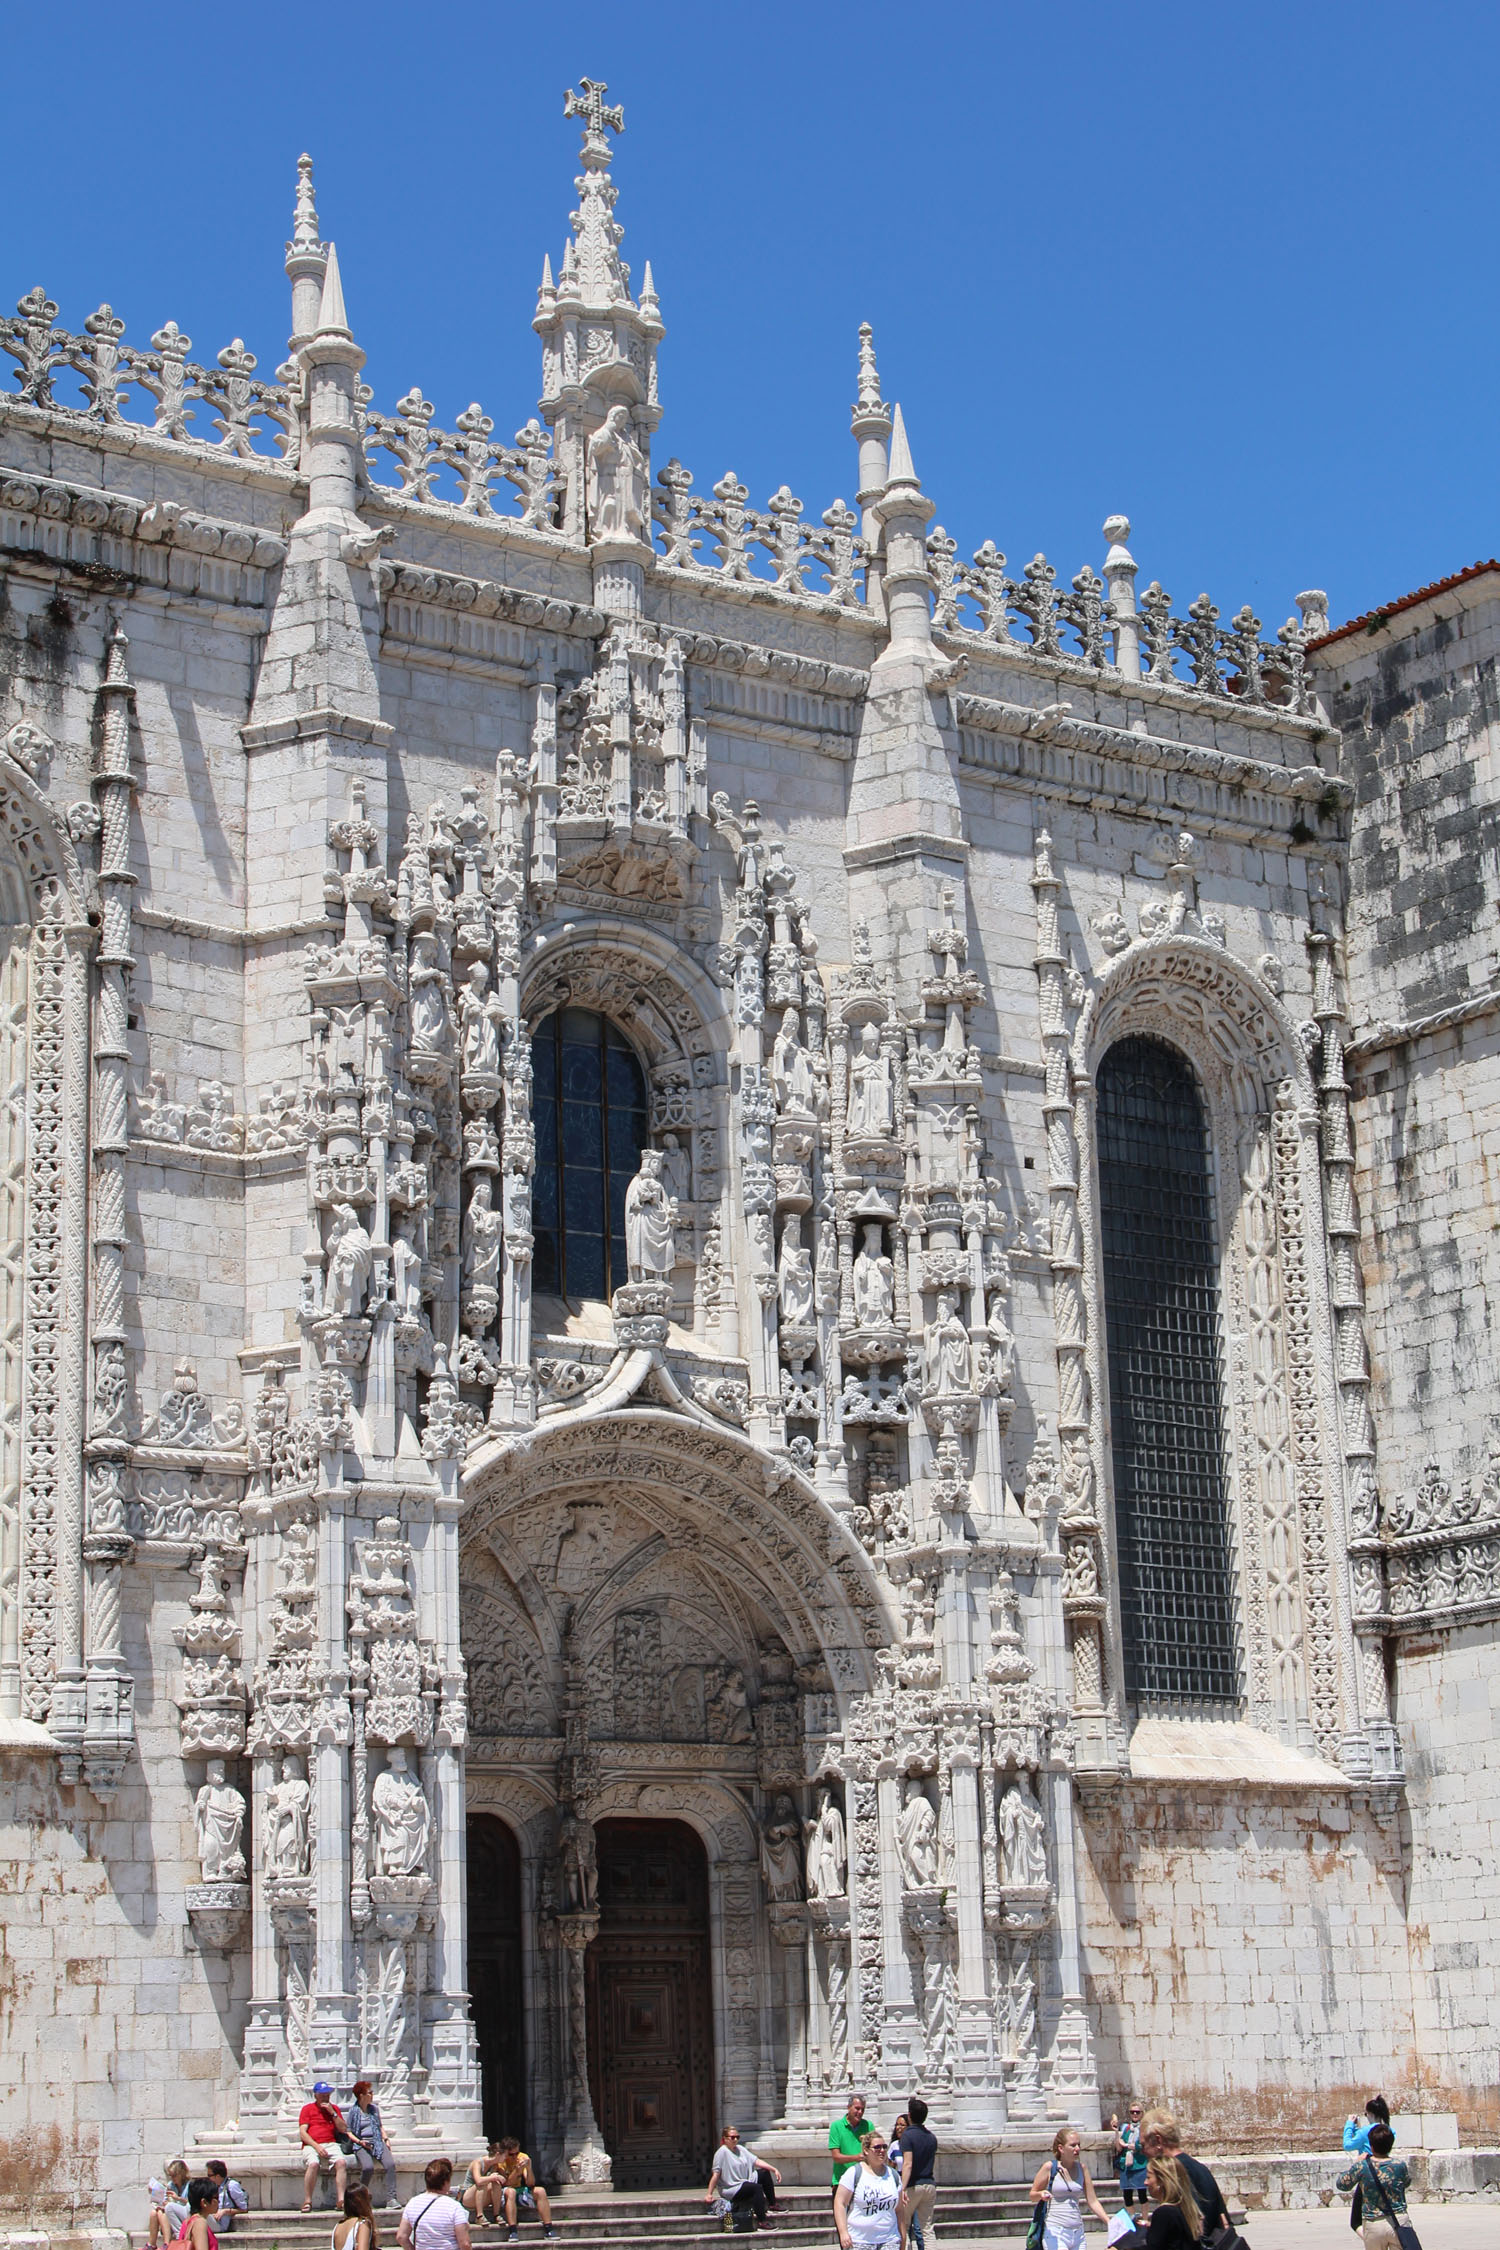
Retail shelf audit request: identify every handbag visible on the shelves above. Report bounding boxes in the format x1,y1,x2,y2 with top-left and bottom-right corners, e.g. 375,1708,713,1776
1349,2184,1363,2232
1026,2162,1059,2250
1361,2157,1421,2250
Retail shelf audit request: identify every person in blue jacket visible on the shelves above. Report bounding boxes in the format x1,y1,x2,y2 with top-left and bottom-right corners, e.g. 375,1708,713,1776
1343,2096,1393,2154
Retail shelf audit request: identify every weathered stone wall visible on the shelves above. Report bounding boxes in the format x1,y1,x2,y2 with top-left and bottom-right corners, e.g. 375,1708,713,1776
0,1581,244,2233
1077,1781,1418,2146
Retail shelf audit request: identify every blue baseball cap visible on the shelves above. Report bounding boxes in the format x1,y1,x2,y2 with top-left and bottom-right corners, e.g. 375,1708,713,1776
313,2081,333,2095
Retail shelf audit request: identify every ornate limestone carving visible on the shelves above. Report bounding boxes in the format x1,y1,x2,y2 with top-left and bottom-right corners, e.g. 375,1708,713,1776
624,1146,677,1281
194,1758,247,1882
804,1784,848,1901
372,1746,431,1875
999,1778,1049,1889
760,1792,804,1902
897,1779,940,1890
265,1753,312,1876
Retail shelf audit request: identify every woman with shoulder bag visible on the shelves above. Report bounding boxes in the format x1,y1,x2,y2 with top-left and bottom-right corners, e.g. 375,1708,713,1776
177,2179,221,2250
1029,2129,1110,2250
1336,2125,1418,2250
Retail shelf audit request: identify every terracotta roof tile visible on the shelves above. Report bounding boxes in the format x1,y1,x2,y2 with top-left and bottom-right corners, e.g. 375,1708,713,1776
1312,559,1500,651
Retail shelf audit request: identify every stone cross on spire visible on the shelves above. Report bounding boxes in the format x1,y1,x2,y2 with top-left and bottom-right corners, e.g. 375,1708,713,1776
564,77,624,161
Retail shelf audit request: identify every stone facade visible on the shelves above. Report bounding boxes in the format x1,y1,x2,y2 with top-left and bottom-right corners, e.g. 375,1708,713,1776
0,78,1491,2234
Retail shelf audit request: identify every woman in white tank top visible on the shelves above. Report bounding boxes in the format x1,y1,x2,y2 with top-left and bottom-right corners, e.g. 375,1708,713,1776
1030,2129,1110,2250
835,2133,905,2250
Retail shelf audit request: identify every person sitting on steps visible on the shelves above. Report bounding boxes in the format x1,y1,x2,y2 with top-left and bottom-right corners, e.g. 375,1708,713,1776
461,2147,507,2230
491,2140,556,2242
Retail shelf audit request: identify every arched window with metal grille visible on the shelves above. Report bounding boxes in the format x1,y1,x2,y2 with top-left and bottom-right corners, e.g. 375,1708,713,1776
1096,1033,1240,1711
531,1005,649,1303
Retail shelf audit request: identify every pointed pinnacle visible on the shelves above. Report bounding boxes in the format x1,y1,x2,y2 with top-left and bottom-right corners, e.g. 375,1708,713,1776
641,259,657,300
292,152,321,249
857,321,882,410
541,253,554,290
316,242,350,335
887,402,918,488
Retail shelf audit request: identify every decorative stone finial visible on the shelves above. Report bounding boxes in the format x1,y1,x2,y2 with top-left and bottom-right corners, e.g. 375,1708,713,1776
291,154,321,252
315,242,350,337
1296,588,1330,642
886,402,919,490
856,323,883,413
564,76,624,161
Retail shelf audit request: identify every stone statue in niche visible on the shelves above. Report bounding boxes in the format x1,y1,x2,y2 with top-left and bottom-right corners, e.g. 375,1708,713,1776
408,930,453,1064
985,1285,1016,1392
706,1664,753,1743
459,961,504,1079
804,1784,847,1900
265,1753,312,1877
759,1792,804,1902
924,1290,971,1396
462,1175,503,1292
372,1746,431,1876
325,1204,374,1319
999,1777,1049,1889
896,1779,939,1889
392,1219,424,1316
559,1804,599,1912
772,1006,818,1120
852,1223,895,1329
659,1131,691,1208
777,1217,815,1327
586,403,649,542
193,1758,247,1883
847,1021,894,1138
624,1146,677,1281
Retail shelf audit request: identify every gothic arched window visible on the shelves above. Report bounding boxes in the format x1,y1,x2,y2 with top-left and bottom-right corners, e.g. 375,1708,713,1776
1096,1034,1239,1711
531,1006,648,1302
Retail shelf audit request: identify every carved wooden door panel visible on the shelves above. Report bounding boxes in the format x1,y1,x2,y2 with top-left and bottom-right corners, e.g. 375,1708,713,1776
586,1819,713,2189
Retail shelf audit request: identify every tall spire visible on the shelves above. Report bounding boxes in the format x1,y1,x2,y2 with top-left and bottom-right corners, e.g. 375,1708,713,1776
315,241,351,338
886,400,919,490
851,322,893,557
285,151,328,347
558,76,632,308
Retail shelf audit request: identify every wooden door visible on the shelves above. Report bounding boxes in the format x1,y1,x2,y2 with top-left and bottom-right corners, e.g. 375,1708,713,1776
467,1815,526,2142
586,1819,713,2189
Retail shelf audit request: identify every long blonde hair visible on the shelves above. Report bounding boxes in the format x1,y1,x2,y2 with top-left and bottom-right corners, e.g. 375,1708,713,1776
1148,2158,1203,2241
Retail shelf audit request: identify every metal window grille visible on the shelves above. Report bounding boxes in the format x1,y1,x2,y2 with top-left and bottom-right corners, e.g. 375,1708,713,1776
1097,1035,1241,1710
531,1006,648,1302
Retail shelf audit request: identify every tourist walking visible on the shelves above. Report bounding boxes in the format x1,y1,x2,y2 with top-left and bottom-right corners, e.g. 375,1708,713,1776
1139,2113,1227,2242
1134,2159,1203,2250
828,2098,868,2205
334,2186,381,2250
1337,2125,1414,2250
300,2082,354,2212
1110,2105,1149,2207
348,2082,394,2206
897,2097,938,2250
706,2127,781,2233
1029,2129,1110,2250
1343,2100,1394,2156
398,2161,471,2250
834,2130,906,2250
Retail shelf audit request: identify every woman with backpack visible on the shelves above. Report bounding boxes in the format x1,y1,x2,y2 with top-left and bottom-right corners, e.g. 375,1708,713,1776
1029,2128,1110,2250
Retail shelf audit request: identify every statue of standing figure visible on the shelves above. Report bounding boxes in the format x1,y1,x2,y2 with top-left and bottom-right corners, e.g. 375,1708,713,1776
852,1222,895,1329
777,1216,815,1327
325,1204,374,1320
586,404,649,542
372,1746,432,1877
559,1804,599,1912
265,1754,312,1878
193,1758,247,1884
847,1021,894,1138
924,1290,972,1395
999,1778,1049,1889
624,1146,677,1282
804,1785,847,1901
759,1793,804,1903
772,1007,818,1119
896,1779,939,1890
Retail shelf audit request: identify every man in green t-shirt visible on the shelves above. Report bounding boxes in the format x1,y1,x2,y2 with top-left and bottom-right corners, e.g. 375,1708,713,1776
828,2096,868,2201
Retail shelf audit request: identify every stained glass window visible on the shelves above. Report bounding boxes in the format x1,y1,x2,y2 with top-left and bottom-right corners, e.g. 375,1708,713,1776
531,1007,648,1301
1097,1034,1240,1710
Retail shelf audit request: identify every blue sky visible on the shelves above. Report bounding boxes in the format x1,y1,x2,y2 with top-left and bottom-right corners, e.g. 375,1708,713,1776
7,0,1496,629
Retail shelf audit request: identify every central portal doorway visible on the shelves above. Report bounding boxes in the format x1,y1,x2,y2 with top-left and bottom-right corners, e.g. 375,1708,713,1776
467,1815,526,2142
586,1819,714,2189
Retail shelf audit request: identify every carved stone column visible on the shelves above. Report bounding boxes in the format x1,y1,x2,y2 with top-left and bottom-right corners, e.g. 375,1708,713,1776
946,1754,1005,2128
768,1901,812,2124
557,1911,610,2183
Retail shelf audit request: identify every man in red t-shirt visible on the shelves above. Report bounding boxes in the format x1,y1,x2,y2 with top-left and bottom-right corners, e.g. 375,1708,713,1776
299,2081,350,2212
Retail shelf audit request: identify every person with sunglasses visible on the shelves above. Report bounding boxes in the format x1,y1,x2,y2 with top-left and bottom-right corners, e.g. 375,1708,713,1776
706,2127,780,2234
1110,2105,1149,2208
834,2132,906,2250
